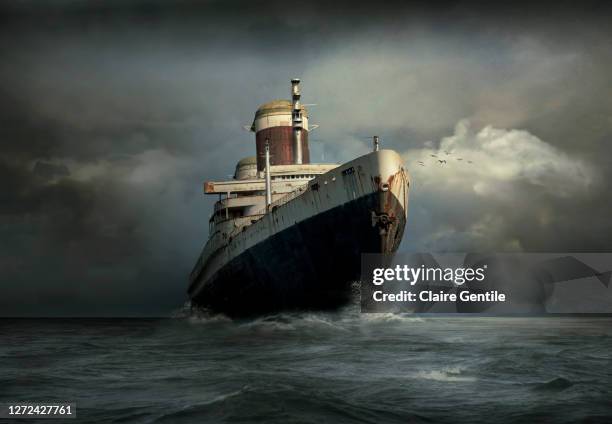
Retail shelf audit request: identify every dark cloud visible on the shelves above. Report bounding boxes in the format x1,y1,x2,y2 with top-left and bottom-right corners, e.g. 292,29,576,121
33,161,70,179
1,0,611,316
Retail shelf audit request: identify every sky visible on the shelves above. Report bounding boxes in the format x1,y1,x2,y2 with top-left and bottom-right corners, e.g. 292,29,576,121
1,0,611,316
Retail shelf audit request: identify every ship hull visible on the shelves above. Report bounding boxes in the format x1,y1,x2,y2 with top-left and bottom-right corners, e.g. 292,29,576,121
189,149,409,317
191,190,406,317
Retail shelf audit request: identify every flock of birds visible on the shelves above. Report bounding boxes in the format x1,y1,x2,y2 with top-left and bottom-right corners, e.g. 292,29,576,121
417,150,473,167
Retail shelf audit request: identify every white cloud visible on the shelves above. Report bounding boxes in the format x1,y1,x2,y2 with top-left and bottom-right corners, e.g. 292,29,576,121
405,119,592,198
401,120,595,251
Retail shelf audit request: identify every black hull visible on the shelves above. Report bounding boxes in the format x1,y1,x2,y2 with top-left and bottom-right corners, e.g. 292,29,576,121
190,191,406,317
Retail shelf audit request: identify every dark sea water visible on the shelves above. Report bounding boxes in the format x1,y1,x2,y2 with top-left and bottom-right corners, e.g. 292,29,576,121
1,308,611,423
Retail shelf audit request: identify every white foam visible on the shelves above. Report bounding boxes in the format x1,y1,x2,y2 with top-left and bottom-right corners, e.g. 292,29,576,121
360,313,425,323
414,366,476,382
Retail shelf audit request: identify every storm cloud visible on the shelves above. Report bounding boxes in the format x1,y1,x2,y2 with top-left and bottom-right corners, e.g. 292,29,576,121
1,1,611,316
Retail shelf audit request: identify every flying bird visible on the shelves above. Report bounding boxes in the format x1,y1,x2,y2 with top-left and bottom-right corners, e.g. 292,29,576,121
438,160,447,164
430,154,438,158
457,158,463,161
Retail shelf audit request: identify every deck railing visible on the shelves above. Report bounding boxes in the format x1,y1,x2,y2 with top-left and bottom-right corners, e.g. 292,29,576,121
253,185,308,215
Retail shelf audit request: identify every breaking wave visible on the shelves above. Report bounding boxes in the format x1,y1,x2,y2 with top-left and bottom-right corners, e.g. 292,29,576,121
414,366,476,382
172,298,425,332
171,301,233,324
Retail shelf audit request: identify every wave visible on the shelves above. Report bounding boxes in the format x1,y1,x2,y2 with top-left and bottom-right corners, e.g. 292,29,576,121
171,299,427,333
152,384,429,424
532,377,575,391
360,313,425,324
171,302,232,324
414,366,476,382
149,386,258,423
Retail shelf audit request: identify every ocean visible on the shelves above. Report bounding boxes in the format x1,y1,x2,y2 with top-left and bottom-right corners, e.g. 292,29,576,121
1,308,611,423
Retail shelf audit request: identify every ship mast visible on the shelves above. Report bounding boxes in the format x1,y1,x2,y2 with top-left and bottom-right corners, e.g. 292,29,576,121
265,139,272,211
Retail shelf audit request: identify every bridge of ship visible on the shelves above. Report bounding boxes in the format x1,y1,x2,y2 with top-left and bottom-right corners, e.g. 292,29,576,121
204,163,338,235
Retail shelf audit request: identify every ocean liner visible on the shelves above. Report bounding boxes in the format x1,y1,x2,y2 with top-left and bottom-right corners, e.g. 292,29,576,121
188,79,409,316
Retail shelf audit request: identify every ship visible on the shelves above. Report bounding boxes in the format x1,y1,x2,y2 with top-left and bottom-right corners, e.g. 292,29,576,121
188,79,410,317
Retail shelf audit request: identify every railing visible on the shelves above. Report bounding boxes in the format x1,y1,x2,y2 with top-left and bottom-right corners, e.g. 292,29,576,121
226,214,265,239
271,186,308,209
252,184,308,215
